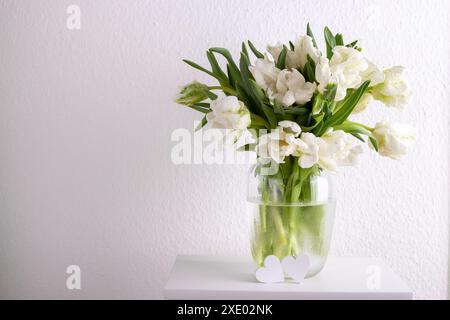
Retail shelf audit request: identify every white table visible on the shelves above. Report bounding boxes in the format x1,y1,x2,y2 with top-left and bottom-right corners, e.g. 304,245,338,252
164,255,412,300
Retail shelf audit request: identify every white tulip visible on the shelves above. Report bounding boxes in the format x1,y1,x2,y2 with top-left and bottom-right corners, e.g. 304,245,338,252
338,143,364,166
256,121,303,163
352,92,373,114
267,44,284,64
360,59,385,87
329,46,369,100
278,120,301,136
315,47,369,101
257,130,296,164
256,131,284,164
371,66,412,110
206,96,251,130
315,57,334,94
291,132,320,168
268,36,320,70
248,54,280,93
274,69,316,107
289,36,320,69
316,129,364,172
256,125,364,171
315,57,350,101
370,121,416,159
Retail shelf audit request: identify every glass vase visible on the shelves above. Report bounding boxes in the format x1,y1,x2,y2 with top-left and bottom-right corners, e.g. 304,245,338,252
247,159,335,278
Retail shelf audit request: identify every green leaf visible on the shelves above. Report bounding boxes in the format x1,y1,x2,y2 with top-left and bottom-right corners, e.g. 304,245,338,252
304,54,316,82
182,59,217,79
313,121,324,135
260,104,278,128
250,113,270,128
247,40,264,59
284,106,310,115
324,26,336,59
276,46,288,69
301,113,324,131
334,121,372,136
204,91,218,100
289,41,295,51
210,47,241,87
238,53,253,84
194,102,211,108
187,104,211,113
317,80,370,135
241,42,249,57
272,99,286,116
369,136,379,152
249,79,265,100
335,33,344,46
210,47,240,71
351,133,365,142
346,40,359,48
346,40,362,51
312,95,324,115
206,51,228,81
195,116,208,131
306,23,318,49
226,64,238,88
235,81,257,114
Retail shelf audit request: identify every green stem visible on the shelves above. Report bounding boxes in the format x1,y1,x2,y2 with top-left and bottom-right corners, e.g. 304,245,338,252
342,120,374,131
259,177,268,232
208,85,237,95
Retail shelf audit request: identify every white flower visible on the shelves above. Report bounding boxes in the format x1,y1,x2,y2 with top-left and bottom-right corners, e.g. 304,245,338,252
315,57,334,94
256,125,364,171
248,54,280,93
315,57,349,101
329,46,369,99
206,96,251,130
278,120,301,136
352,92,373,114
267,44,284,64
273,69,316,107
289,36,320,69
360,59,385,87
370,121,416,159
256,131,294,164
371,66,412,109
316,129,364,172
316,47,369,101
256,121,302,163
268,36,320,70
292,132,319,168
338,143,364,166
256,131,283,163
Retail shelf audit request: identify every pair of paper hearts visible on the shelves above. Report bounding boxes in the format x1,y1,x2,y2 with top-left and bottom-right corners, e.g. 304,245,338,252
255,254,310,283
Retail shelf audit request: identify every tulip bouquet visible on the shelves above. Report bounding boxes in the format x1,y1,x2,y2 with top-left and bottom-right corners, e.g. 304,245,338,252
176,24,415,271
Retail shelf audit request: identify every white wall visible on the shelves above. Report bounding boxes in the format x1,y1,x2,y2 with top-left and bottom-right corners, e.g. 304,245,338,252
0,0,449,299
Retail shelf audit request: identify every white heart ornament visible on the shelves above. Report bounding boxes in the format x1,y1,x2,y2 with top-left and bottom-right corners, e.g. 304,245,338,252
255,255,284,283
281,254,311,283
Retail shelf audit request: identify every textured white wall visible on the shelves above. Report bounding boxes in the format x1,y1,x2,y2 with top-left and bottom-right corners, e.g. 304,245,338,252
0,0,449,299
